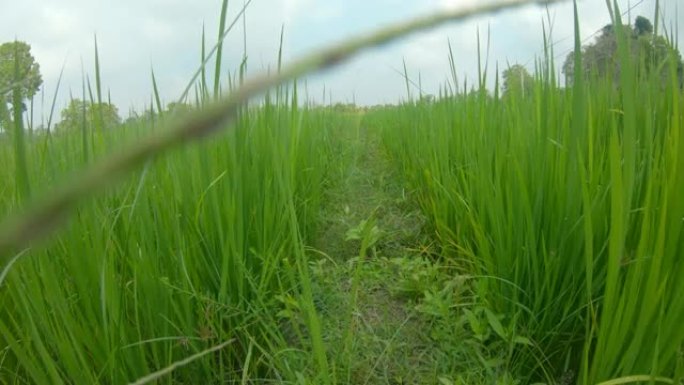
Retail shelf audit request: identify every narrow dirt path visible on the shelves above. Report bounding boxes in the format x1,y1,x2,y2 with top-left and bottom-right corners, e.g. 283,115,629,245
308,119,443,384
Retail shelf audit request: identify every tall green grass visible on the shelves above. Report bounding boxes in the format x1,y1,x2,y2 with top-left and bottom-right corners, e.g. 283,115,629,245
5,0,679,383
375,3,683,383
0,87,347,383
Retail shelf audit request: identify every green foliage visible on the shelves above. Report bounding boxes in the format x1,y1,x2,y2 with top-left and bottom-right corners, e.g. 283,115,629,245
501,64,534,98
562,16,683,87
1,2,682,384
166,101,193,116
345,218,382,251
0,98,341,384
377,11,684,381
0,41,42,131
54,99,121,132
123,102,193,128
633,16,653,36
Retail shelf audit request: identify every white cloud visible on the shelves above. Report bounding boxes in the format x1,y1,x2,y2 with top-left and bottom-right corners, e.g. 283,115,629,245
40,5,81,42
283,0,311,24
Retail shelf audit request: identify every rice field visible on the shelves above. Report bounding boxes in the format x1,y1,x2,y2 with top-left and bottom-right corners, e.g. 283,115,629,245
1,1,683,384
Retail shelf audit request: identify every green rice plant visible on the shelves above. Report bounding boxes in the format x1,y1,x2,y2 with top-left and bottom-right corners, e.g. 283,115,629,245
0,90,344,383
376,2,684,382
582,2,684,383
0,11,346,382
11,41,31,204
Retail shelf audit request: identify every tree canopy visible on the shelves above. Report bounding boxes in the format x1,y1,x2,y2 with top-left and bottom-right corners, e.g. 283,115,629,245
0,41,43,131
562,16,683,87
634,16,653,36
55,99,121,132
501,64,534,98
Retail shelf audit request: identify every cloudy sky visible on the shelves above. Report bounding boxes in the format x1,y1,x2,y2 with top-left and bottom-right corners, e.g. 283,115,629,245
0,0,681,121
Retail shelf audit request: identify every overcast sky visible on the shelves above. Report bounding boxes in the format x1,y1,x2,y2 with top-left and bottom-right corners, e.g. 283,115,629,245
0,0,682,122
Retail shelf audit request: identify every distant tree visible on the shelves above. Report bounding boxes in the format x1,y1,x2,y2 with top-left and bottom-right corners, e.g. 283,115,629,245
122,102,194,127
563,16,683,87
634,15,653,36
420,94,435,103
123,111,146,126
55,99,121,132
0,41,42,132
332,102,357,112
502,64,534,98
166,102,193,116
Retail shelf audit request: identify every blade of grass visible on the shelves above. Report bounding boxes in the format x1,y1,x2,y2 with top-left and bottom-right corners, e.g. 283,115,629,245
214,0,230,100
127,339,234,385
12,40,31,202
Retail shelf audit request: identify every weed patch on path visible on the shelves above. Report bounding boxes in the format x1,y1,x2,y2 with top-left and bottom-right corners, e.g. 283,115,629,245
287,120,521,384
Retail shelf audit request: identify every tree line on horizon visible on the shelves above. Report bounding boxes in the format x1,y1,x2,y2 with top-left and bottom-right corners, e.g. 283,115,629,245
1,15,682,134
502,15,682,98
0,41,189,135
